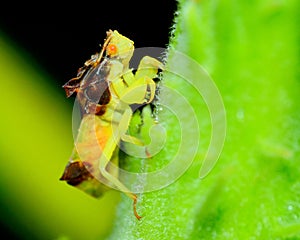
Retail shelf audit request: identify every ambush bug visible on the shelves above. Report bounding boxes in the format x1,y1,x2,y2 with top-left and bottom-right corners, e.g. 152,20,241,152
60,30,163,220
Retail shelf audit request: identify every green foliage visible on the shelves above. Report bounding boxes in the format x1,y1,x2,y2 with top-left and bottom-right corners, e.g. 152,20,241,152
107,0,300,239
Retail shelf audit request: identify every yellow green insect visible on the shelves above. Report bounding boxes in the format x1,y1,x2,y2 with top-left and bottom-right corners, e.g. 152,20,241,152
60,30,163,220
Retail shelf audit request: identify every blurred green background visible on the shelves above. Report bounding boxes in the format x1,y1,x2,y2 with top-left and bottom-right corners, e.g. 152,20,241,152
0,32,121,240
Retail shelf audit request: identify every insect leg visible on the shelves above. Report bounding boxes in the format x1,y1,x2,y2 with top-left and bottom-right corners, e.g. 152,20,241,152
115,76,156,104
135,56,164,80
116,106,144,146
121,134,144,146
119,56,162,104
99,154,142,220
98,134,142,220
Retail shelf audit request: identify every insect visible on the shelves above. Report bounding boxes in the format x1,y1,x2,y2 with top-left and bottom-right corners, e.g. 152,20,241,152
60,30,163,220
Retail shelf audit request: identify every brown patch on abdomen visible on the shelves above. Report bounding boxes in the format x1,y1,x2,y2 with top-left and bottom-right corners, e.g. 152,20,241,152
60,161,93,186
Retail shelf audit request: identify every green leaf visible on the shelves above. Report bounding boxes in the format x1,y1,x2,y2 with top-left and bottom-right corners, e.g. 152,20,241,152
107,0,300,239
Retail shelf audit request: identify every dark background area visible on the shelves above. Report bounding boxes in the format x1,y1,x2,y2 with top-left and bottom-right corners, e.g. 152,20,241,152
0,2,177,239
0,1,177,89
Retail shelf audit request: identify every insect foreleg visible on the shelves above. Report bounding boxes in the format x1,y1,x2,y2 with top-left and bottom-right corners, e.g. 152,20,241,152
135,56,164,80
114,76,156,104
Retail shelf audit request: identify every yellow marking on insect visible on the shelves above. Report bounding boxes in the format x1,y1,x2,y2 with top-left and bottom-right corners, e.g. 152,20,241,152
60,30,163,220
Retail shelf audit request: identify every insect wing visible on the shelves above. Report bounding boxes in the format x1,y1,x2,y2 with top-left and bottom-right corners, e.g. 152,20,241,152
60,114,118,198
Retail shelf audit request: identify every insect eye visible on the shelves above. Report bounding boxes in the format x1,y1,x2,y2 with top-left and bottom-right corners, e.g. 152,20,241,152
107,44,118,56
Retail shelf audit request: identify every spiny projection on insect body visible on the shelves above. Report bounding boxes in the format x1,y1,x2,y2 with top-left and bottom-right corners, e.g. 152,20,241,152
60,30,164,220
